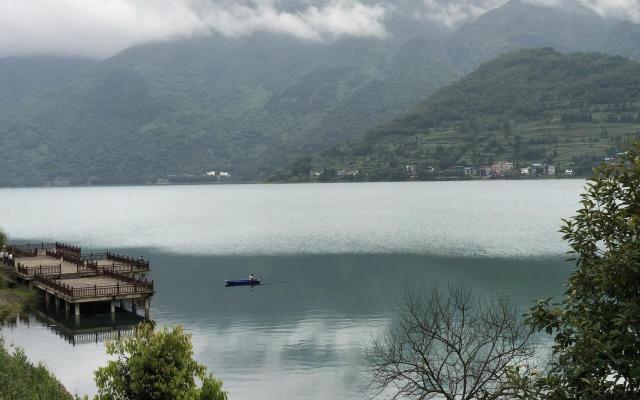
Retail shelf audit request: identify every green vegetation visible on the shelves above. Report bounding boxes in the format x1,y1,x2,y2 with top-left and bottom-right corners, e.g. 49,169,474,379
0,281,37,322
0,30,456,186
280,49,640,181
0,338,73,400
94,323,227,400
1,0,639,186
513,142,640,398
0,230,36,322
0,229,226,399
364,142,640,399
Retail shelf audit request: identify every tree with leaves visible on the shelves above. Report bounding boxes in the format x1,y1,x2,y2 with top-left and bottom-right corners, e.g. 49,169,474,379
517,142,640,399
94,323,227,400
366,285,533,400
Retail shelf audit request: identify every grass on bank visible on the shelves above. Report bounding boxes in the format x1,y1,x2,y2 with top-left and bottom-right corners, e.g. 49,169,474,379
0,272,36,322
0,274,72,400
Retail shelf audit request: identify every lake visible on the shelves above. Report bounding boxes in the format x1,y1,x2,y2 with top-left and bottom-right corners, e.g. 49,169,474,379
0,181,583,399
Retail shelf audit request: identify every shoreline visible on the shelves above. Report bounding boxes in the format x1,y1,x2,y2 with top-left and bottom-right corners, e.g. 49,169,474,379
0,176,588,190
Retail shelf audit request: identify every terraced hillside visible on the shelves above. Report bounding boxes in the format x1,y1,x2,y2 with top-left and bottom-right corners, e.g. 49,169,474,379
278,49,640,181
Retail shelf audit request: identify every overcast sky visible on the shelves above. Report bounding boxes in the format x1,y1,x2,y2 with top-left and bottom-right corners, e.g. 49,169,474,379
0,0,638,59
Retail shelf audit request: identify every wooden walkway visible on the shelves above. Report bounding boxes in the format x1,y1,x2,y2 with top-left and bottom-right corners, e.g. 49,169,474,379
4,242,154,319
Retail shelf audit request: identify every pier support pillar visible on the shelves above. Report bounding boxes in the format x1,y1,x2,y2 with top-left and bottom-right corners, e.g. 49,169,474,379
110,301,116,314
74,303,80,316
45,292,50,309
132,299,137,314
65,301,70,317
119,300,124,310
54,296,60,313
144,298,150,320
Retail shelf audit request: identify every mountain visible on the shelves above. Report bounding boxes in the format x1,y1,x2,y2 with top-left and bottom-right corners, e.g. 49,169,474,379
448,0,616,72
0,25,457,186
0,56,95,109
286,49,640,181
1,0,640,187
606,21,640,61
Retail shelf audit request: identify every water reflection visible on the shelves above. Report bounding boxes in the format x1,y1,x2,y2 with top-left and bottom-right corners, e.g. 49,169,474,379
1,252,573,400
37,310,144,346
3,307,145,346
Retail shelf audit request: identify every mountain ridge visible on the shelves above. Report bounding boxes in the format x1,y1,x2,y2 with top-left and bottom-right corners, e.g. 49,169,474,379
1,0,639,186
277,48,640,181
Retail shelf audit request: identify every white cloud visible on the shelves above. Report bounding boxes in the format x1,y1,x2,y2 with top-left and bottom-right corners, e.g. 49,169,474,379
0,0,389,59
417,0,640,27
417,0,507,27
579,0,640,21
0,0,638,59
200,1,388,41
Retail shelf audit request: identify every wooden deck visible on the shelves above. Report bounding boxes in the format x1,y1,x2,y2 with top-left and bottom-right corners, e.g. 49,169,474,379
5,242,154,318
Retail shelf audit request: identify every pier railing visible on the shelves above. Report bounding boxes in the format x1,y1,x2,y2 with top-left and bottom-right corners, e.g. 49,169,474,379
106,252,149,269
82,252,108,262
45,250,94,268
55,242,81,256
16,263,62,277
7,245,37,257
33,270,154,299
100,263,149,274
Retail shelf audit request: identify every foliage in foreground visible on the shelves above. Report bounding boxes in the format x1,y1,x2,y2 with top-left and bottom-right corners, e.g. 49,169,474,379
367,285,533,400
0,338,73,400
517,142,640,398
94,323,227,400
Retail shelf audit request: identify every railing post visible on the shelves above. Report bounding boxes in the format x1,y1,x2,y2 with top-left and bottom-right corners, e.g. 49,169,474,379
117,282,120,294
94,284,97,296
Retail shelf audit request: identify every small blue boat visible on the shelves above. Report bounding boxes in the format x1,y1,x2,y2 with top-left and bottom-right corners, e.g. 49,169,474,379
225,279,261,287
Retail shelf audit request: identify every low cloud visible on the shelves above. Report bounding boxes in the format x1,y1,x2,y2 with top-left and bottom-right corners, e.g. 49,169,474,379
418,0,640,27
200,1,388,41
0,0,389,59
416,0,506,27
580,0,640,21
1,0,638,59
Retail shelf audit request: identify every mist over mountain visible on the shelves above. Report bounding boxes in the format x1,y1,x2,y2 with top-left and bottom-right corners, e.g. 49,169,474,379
0,0,639,186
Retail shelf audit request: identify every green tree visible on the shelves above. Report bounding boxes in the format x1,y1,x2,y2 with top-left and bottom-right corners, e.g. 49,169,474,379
0,338,73,400
0,229,6,248
519,142,640,399
94,323,227,400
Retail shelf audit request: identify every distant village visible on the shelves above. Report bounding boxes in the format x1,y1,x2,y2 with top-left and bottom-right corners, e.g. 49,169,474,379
157,152,627,184
310,161,567,181
307,152,629,182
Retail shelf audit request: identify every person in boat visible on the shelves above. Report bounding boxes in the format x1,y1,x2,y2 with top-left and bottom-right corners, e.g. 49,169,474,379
249,273,256,282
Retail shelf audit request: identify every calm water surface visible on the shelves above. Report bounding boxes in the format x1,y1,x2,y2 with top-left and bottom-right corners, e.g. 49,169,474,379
0,181,583,399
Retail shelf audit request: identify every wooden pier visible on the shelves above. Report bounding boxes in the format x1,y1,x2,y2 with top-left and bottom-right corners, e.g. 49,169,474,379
2,242,154,319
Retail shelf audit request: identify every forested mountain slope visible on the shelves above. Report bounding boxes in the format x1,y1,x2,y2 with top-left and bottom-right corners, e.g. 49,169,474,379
1,0,639,186
287,49,640,181
0,25,455,186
